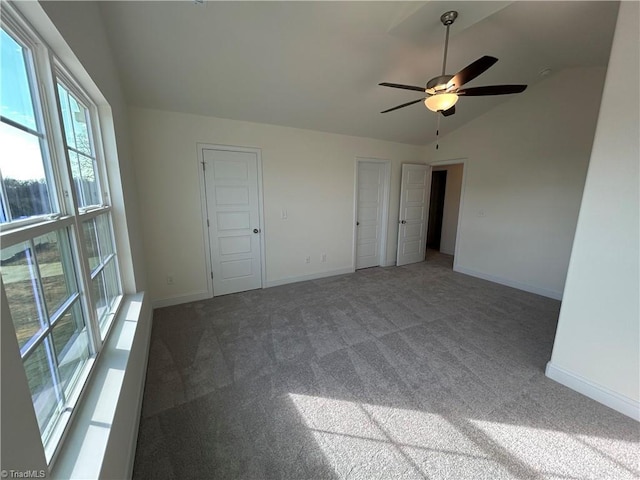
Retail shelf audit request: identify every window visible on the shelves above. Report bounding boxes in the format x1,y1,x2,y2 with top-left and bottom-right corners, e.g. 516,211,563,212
1,230,91,441
0,11,122,463
56,80,101,208
0,27,55,223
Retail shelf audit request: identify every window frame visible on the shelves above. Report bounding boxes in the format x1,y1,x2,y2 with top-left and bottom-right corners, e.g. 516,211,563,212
53,65,123,342
54,67,105,210
0,14,60,225
0,5,124,466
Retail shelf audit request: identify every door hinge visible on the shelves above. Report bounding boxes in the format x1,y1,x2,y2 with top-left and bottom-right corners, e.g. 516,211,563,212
207,219,210,227
202,161,206,171
211,272,213,279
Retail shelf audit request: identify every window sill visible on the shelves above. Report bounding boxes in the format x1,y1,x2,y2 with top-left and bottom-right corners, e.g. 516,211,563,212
49,292,152,480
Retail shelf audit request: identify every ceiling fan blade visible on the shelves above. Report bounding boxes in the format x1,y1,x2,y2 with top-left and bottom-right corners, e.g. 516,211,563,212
379,82,426,93
441,105,456,117
457,85,528,96
381,98,425,113
446,56,498,90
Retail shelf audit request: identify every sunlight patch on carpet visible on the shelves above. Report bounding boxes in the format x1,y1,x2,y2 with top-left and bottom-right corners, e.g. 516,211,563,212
469,419,639,480
289,393,512,479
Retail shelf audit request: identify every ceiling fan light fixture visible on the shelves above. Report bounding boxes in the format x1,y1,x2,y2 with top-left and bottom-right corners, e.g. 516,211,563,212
425,93,458,112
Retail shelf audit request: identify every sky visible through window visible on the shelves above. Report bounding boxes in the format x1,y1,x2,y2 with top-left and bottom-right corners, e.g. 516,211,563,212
1,28,47,183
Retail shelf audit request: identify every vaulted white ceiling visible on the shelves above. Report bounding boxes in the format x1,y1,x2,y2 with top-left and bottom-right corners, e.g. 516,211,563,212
98,1,618,145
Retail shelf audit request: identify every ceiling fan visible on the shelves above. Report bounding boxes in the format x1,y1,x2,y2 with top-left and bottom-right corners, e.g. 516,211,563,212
379,10,527,117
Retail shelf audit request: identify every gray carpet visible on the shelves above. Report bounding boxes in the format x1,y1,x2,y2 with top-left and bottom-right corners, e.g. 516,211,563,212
133,252,639,480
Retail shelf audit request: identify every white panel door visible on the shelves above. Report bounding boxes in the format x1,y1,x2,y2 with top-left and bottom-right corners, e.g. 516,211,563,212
356,161,385,269
397,164,431,266
203,148,262,296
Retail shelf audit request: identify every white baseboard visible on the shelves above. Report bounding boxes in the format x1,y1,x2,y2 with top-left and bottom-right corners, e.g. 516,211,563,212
152,290,210,309
265,267,354,288
546,362,640,421
453,265,563,300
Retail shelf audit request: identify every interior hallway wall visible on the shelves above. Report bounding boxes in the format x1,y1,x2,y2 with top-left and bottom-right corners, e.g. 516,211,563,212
432,164,464,256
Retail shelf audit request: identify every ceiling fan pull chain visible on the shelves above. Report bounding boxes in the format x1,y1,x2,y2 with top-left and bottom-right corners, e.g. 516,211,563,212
436,114,440,150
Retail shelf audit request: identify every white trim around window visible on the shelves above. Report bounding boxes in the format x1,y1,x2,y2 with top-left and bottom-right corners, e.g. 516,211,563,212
0,3,124,466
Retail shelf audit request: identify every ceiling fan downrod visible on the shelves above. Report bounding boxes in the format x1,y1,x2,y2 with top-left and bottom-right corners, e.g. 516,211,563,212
440,11,458,76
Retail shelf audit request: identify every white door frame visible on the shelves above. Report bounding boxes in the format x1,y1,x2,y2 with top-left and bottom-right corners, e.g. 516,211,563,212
197,143,267,297
353,157,391,269
428,158,467,269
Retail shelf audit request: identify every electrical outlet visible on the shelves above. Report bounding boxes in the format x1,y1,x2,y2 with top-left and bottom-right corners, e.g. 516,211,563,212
321,253,327,263
167,275,174,285
305,256,311,264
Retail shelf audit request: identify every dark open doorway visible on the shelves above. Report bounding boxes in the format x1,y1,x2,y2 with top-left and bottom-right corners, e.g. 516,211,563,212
427,170,447,250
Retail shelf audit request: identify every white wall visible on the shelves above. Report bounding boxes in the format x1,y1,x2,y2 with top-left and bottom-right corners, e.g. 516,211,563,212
128,107,425,305
432,164,464,256
546,2,639,419
426,66,607,299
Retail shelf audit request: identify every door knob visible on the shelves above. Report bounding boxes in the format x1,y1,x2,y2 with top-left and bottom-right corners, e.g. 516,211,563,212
356,222,360,226
253,228,260,234
400,220,407,224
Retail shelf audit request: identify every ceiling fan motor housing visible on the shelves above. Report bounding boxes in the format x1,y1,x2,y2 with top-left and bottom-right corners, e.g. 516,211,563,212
426,75,453,94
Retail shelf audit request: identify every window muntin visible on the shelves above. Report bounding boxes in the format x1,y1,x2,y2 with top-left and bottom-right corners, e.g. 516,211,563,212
92,269,107,325
1,13,123,464
96,213,115,261
23,339,60,438
0,28,54,223
1,240,46,350
101,260,120,334
83,213,121,336
83,213,117,270
34,230,78,318
82,218,100,272
50,301,90,398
